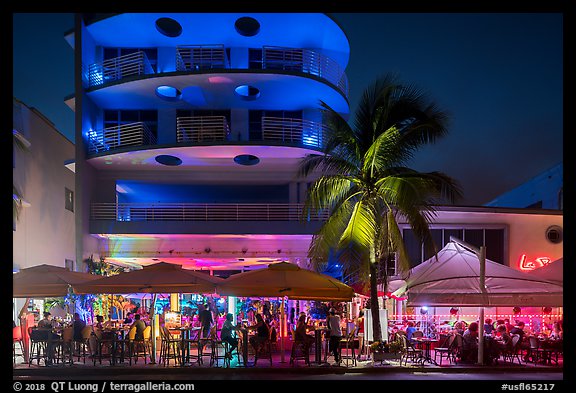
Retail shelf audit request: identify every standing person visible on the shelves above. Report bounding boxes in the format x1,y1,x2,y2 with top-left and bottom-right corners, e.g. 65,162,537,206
199,303,213,339
356,310,365,358
326,308,342,365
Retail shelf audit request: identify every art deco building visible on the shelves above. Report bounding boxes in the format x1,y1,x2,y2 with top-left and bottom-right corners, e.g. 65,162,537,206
65,13,350,276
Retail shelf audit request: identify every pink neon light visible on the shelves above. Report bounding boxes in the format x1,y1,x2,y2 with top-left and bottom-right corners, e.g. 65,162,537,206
519,254,552,271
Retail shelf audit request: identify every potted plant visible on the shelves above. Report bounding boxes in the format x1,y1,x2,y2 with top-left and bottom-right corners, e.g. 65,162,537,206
370,340,403,362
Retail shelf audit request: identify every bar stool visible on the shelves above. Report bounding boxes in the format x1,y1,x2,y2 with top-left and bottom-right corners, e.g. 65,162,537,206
159,326,180,366
75,326,93,364
28,327,49,366
13,326,24,364
253,337,273,366
131,326,151,364
289,340,311,366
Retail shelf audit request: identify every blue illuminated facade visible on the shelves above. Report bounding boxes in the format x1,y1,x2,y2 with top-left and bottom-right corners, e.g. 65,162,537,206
68,13,351,272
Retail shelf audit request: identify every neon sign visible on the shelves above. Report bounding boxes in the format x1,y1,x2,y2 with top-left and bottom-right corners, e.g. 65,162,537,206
518,254,552,271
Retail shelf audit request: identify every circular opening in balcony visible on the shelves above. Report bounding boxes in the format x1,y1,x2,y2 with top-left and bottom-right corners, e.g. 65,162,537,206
234,85,260,101
234,17,260,37
155,154,182,166
233,154,260,166
155,17,183,37
155,85,182,101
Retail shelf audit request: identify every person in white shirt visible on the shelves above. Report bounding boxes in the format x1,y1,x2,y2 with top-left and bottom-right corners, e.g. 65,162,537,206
326,308,342,364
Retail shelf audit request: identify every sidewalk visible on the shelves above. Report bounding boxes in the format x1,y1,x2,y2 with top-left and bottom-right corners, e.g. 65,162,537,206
13,349,563,380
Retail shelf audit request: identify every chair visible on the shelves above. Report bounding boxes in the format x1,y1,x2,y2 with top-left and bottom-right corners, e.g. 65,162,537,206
13,326,24,364
434,334,456,365
183,328,203,365
527,336,556,365
28,327,49,366
119,326,137,365
453,333,464,363
198,325,216,365
159,326,181,366
339,326,358,367
412,330,424,339
55,327,74,365
290,339,311,366
92,328,116,365
131,326,151,364
502,334,523,365
253,329,273,366
400,334,423,366
209,329,230,368
75,326,93,364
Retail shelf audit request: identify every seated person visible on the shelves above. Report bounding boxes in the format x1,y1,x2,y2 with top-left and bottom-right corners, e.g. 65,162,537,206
248,313,270,353
461,322,479,362
220,313,239,358
405,321,417,342
37,311,58,329
123,312,134,325
131,314,147,340
494,324,512,355
484,318,495,336
294,314,315,349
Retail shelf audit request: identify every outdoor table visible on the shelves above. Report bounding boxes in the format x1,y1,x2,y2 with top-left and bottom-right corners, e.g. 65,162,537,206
413,337,439,365
314,328,329,364
103,328,128,365
175,326,201,365
237,328,249,367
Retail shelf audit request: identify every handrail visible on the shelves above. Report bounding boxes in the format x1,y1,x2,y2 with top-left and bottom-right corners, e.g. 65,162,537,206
91,203,329,222
88,51,154,87
87,122,157,155
176,45,229,71
176,116,230,142
261,117,327,149
262,46,348,97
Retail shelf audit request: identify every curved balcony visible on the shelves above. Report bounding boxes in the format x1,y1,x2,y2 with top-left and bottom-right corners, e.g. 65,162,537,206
87,122,157,155
87,51,155,87
87,46,347,97
91,202,329,222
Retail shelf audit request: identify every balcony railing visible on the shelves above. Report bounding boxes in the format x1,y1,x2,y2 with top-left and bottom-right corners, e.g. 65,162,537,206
176,116,231,143
176,45,229,71
91,203,329,222
261,117,327,149
87,122,157,155
88,51,155,87
262,46,349,97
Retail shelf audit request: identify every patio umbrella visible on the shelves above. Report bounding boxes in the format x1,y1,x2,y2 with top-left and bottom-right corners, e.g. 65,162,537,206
71,262,224,295
12,264,102,363
526,257,563,285
71,262,224,364
392,241,563,307
216,261,354,301
217,262,354,363
13,264,101,298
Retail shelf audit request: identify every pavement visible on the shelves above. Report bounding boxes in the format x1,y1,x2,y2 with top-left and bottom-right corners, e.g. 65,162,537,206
13,348,564,381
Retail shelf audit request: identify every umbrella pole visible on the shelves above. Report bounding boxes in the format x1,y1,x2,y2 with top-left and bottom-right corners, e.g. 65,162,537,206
478,246,486,365
279,297,285,363
150,293,157,364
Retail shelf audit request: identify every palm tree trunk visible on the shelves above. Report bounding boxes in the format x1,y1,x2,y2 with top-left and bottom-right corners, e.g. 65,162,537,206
369,245,382,343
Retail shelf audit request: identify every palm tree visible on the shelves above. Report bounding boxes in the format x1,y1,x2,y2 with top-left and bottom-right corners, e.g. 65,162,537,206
13,129,31,221
299,74,462,342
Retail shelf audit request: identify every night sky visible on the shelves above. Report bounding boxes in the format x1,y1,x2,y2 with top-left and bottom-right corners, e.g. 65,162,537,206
12,12,563,206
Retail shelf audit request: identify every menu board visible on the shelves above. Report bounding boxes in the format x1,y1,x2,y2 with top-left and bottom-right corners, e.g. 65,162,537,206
164,312,181,329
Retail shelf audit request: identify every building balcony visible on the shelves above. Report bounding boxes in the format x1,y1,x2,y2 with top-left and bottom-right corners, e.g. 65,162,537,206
89,202,328,235
87,117,326,156
91,202,328,222
87,122,157,155
86,45,348,97
87,51,155,87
